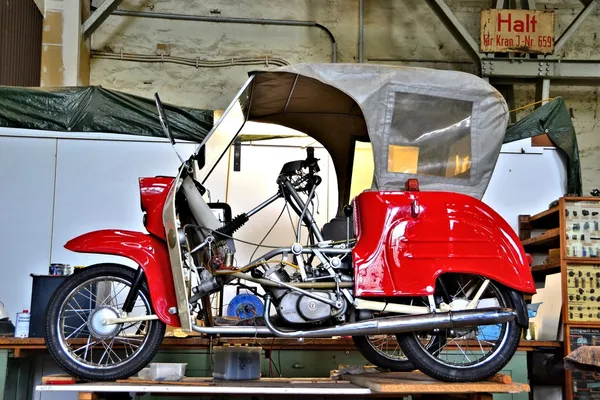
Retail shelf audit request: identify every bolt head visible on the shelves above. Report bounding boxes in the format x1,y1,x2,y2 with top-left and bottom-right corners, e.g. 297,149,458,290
168,307,177,315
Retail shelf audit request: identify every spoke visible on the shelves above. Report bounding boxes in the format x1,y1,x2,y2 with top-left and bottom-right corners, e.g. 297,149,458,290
105,338,122,364
98,341,110,365
83,334,92,361
114,336,141,352
65,303,89,324
82,286,98,301
455,341,471,363
115,334,143,343
72,340,101,354
476,339,486,357
65,322,88,339
99,282,127,307
431,340,449,357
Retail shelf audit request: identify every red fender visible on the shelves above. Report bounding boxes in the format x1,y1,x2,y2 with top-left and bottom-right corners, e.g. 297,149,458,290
65,230,180,327
352,191,537,297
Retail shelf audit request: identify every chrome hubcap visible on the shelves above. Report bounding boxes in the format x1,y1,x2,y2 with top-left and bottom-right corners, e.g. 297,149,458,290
88,307,120,339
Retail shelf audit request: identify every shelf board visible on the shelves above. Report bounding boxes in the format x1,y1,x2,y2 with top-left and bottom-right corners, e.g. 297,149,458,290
528,205,560,230
522,227,560,251
531,261,561,275
565,257,600,265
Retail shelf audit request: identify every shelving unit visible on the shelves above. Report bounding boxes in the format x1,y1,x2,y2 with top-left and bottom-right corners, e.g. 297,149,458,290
519,197,600,400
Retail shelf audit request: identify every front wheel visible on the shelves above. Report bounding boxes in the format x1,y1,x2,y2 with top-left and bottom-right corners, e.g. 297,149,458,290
397,275,522,382
44,264,166,381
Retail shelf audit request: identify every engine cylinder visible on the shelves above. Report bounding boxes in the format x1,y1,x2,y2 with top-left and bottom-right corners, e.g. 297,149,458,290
264,266,291,299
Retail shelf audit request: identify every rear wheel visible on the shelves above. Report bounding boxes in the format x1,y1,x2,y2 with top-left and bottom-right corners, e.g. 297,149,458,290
44,264,166,381
397,275,522,382
353,334,415,371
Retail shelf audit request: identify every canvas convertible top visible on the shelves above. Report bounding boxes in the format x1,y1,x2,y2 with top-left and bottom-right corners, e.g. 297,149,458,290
246,64,580,205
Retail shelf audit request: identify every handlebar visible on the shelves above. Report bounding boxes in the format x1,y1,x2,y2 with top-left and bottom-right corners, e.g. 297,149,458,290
277,146,321,193
302,147,320,174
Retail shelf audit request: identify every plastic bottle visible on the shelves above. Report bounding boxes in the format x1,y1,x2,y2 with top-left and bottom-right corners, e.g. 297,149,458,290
14,310,30,338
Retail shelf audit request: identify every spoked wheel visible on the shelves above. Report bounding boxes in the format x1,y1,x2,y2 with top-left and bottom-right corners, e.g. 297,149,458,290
44,264,166,381
397,274,522,382
353,334,415,371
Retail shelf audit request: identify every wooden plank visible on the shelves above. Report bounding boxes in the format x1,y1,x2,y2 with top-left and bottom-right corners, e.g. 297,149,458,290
0,337,562,354
531,261,561,275
524,205,560,230
522,227,560,251
116,376,344,387
117,377,215,386
78,393,97,400
518,214,532,240
565,257,600,264
342,372,529,394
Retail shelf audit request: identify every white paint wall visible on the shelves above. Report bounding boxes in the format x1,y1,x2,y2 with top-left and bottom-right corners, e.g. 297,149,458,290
0,136,56,321
0,129,201,321
483,139,568,233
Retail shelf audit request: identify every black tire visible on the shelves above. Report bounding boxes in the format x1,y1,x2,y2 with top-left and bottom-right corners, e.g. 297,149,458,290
353,335,416,371
397,280,522,382
44,264,166,381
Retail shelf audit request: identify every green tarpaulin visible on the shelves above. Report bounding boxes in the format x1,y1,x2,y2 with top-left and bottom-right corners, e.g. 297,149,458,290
0,85,213,142
504,96,582,196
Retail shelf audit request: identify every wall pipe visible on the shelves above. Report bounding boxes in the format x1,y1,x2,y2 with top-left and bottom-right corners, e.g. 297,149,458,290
367,57,473,65
358,0,364,63
108,9,337,63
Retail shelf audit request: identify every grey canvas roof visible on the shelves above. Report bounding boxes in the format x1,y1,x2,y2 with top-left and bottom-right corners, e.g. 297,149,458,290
247,63,510,206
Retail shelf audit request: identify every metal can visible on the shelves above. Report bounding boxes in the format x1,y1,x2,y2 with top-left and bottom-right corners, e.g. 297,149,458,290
14,310,30,338
49,263,65,275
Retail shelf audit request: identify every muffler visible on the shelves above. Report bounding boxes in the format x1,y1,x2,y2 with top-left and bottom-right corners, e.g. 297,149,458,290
191,296,517,338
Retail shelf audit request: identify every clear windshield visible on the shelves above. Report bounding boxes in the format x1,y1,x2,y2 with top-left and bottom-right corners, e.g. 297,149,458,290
195,76,254,184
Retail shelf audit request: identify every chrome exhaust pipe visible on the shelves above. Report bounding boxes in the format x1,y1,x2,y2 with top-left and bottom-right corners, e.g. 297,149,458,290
191,325,272,336
191,297,517,337
262,297,517,338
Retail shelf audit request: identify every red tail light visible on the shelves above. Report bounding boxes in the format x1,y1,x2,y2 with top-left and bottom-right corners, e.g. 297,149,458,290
405,179,420,191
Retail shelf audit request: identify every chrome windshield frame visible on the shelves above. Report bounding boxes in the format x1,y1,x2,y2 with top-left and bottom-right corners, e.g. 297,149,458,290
193,75,255,184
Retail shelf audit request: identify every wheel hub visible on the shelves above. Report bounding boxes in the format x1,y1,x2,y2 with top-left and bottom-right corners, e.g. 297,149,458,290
447,299,476,337
88,307,121,339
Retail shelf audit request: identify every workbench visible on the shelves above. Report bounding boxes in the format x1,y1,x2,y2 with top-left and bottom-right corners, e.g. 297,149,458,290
1,337,560,400
36,372,530,400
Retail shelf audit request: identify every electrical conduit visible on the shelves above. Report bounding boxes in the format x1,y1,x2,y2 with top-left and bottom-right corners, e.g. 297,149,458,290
107,9,338,63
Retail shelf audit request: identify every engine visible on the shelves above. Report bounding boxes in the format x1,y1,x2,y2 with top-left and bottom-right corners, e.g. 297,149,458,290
264,266,346,324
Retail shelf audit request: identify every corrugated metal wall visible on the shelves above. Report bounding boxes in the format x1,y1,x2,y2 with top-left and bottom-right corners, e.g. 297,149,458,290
0,0,43,86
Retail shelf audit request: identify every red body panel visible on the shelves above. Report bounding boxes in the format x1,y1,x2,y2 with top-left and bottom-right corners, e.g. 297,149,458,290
139,177,174,240
65,230,180,327
352,191,536,297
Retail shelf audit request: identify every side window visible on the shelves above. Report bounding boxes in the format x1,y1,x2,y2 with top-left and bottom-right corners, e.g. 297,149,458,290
349,141,374,200
388,92,473,180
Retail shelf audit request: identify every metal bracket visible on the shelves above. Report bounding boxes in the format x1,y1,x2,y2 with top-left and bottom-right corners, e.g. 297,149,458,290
82,0,124,39
424,0,483,65
554,0,599,54
482,58,600,79
104,314,160,325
